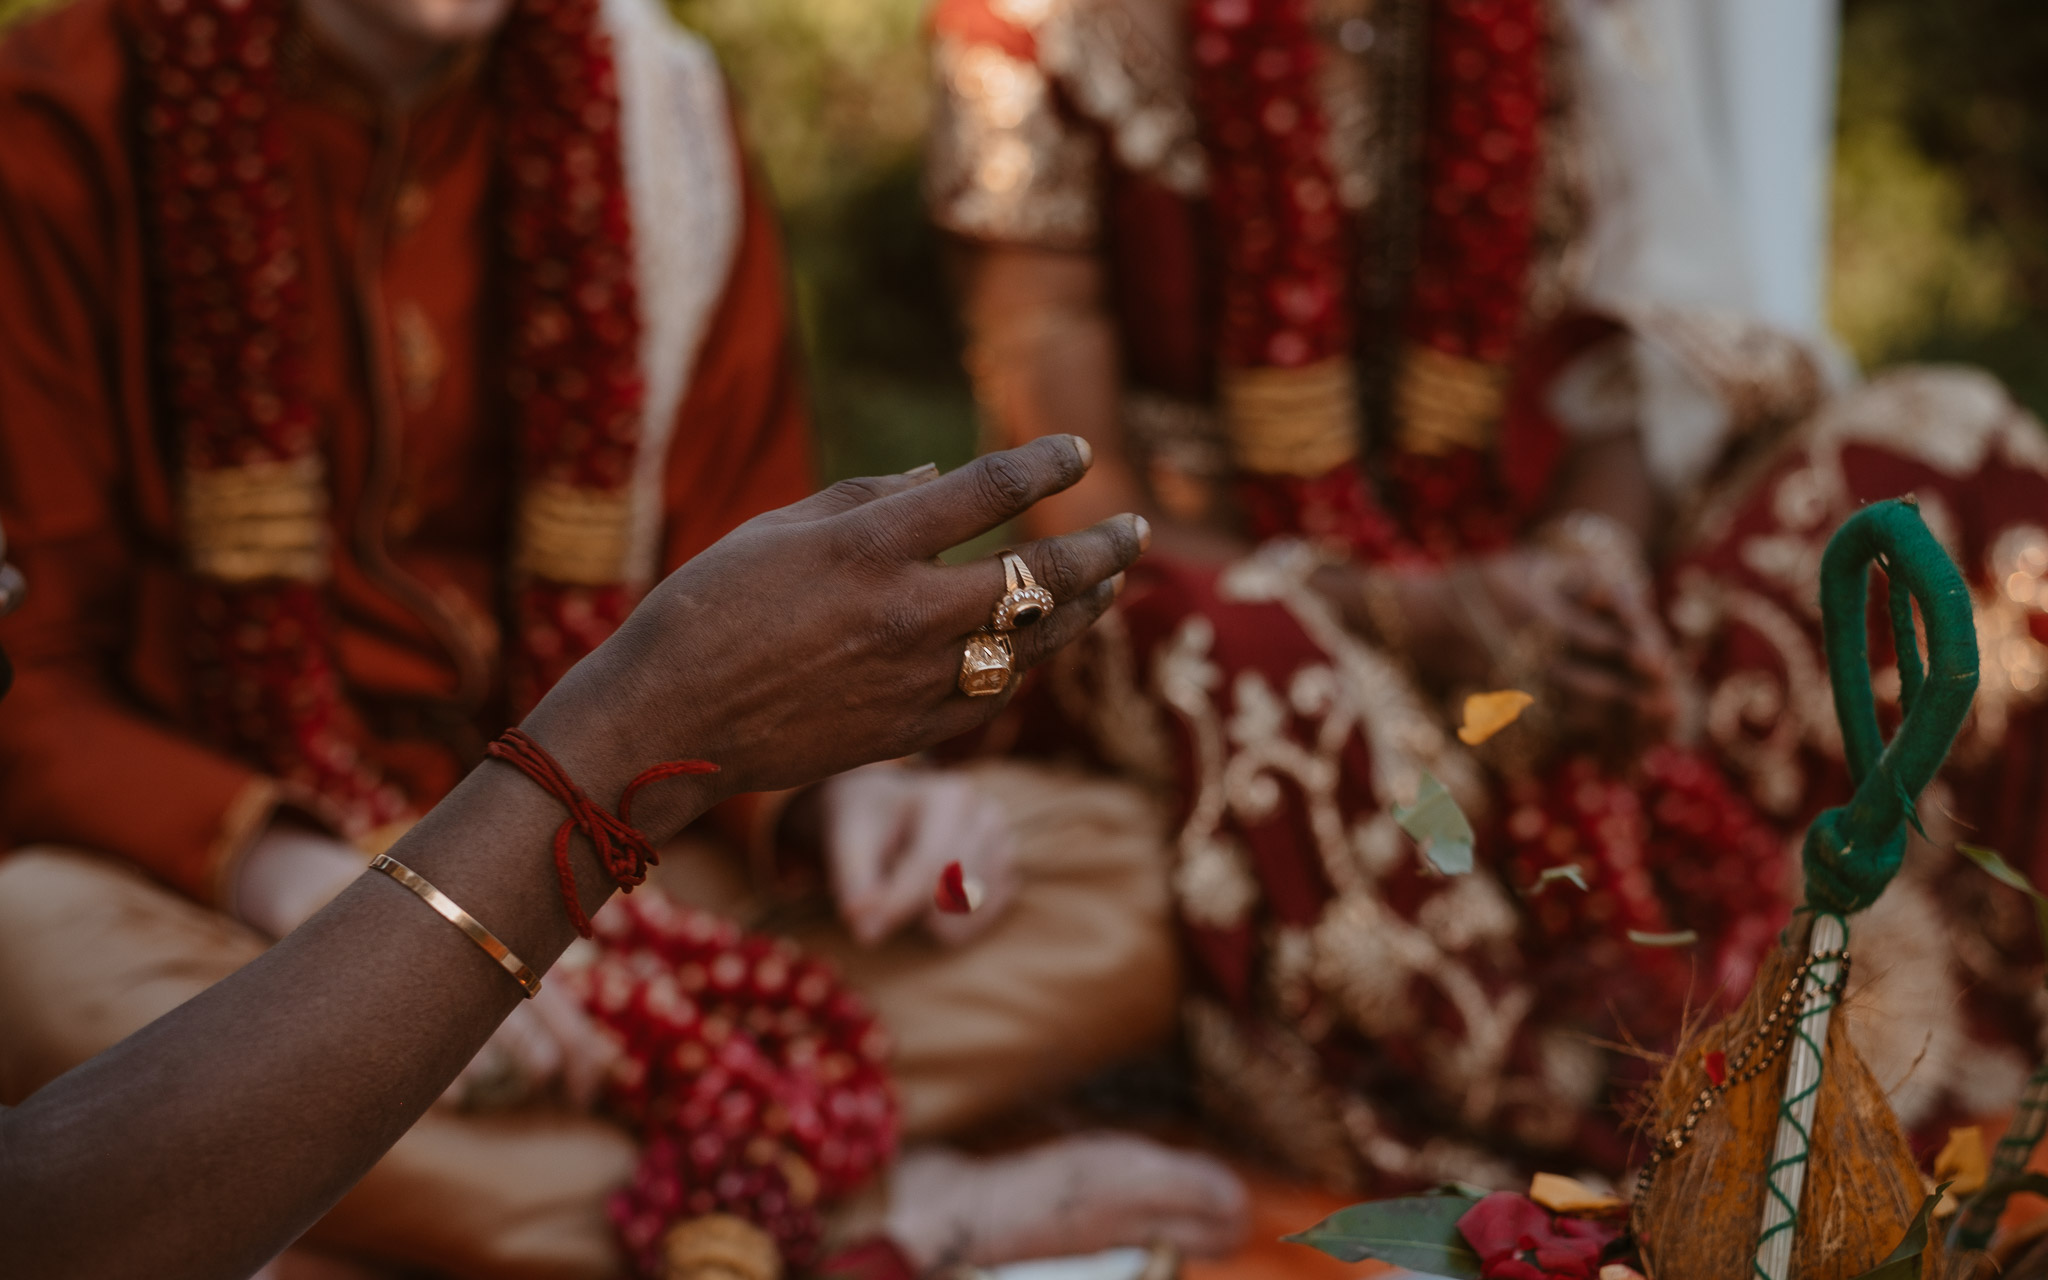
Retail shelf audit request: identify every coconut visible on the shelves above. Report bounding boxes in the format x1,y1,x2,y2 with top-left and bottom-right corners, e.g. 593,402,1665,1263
1632,935,1938,1279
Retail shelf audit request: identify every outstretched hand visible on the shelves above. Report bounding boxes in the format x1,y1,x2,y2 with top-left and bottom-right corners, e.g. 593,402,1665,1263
521,436,1146,840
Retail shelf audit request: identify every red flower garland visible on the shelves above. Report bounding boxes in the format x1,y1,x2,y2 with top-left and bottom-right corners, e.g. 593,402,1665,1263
1187,0,1352,372
1186,0,1548,560
576,891,898,1274
137,0,650,835
1504,745,1791,1047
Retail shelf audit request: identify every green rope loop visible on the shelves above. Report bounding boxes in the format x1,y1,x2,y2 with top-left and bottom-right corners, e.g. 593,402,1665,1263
1800,501,1980,916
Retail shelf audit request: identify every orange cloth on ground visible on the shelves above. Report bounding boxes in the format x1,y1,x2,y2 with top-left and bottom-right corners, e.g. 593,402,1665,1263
0,0,813,904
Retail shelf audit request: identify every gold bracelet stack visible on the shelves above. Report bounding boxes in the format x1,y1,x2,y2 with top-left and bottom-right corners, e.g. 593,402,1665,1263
369,853,542,998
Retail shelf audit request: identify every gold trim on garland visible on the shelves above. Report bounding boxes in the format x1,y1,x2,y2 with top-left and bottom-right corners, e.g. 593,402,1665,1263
515,480,634,585
1393,344,1507,456
183,456,330,583
1218,358,1360,477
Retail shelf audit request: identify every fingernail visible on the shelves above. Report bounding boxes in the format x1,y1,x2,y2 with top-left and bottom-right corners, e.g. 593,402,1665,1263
1133,514,1151,551
1111,571,1126,598
1069,435,1094,468
905,462,940,479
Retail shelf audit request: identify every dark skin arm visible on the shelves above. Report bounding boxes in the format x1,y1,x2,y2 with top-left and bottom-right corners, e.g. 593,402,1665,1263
0,438,1144,1280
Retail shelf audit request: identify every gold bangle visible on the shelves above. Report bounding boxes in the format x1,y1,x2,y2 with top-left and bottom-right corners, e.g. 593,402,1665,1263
369,853,542,998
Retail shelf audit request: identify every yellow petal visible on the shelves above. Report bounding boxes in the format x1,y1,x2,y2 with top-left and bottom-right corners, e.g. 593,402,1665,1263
1528,1172,1625,1216
1934,1125,1988,1196
1459,690,1536,745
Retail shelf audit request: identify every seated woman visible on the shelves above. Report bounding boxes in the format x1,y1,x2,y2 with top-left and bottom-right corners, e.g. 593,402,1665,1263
926,0,2048,1190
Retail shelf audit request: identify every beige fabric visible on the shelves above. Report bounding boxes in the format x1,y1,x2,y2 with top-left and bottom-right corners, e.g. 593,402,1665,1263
0,760,1178,1275
653,759,1183,1140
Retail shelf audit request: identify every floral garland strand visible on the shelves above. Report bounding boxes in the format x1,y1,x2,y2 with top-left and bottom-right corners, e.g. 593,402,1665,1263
138,0,652,833
576,891,899,1274
139,0,410,835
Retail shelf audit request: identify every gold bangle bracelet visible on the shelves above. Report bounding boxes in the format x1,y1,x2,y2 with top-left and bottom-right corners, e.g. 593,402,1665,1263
369,853,542,998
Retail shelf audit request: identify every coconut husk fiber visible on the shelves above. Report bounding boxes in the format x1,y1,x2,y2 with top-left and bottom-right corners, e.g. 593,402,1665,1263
1633,935,1938,1280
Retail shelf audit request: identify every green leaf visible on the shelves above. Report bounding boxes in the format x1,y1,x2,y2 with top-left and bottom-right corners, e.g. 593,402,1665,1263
1851,1184,1946,1279
1394,773,1476,877
1627,929,1699,948
1280,1193,1484,1277
1528,864,1589,896
1957,844,2048,968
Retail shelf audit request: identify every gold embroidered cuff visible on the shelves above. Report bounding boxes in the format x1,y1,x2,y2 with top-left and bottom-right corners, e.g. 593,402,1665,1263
1394,345,1508,456
515,480,633,586
1218,357,1361,477
369,853,542,997
184,456,330,582
927,37,1102,249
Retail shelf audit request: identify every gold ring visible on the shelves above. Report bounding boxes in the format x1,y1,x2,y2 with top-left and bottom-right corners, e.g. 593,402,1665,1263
991,551,1056,631
957,627,1014,697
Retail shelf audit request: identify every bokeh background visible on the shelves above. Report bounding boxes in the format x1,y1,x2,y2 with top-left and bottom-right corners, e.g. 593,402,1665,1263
4,0,2042,477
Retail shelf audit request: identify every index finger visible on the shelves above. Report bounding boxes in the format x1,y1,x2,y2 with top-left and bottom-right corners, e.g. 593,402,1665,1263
842,436,1093,561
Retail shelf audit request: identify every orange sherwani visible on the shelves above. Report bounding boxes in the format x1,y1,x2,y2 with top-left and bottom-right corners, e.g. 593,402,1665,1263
0,0,812,905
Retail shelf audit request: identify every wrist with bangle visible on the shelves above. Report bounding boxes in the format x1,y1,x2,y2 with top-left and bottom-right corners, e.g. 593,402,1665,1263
368,726,720,998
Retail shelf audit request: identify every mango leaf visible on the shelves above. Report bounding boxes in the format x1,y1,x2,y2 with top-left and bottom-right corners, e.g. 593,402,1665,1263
1395,772,1475,876
1281,1193,1483,1277
1957,844,2048,968
1627,929,1699,948
1528,864,1589,896
1850,1184,1946,1280
1457,690,1535,746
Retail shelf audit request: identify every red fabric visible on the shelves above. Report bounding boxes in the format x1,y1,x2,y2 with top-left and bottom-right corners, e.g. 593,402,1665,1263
485,727,718,936
0,0,814,902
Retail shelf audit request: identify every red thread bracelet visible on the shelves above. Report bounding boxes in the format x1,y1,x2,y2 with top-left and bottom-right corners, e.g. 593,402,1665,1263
486,727,719,936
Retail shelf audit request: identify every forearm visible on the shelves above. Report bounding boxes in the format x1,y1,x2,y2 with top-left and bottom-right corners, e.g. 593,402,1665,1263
0,755,716,1280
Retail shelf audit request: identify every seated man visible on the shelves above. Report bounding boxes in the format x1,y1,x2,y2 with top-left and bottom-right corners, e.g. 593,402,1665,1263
0,0,1243,1269
0,442,1147,1280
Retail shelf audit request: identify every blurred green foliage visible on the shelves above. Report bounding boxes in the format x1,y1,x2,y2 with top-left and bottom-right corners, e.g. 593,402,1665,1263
669,0,979,485
1833,0,2048,416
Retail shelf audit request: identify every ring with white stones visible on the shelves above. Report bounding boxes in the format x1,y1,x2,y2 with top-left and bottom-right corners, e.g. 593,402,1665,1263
991,551,1056,632
957,628,1014,698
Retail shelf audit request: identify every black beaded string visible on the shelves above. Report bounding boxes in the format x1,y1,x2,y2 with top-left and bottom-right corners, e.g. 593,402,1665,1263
1629,950,1851,1232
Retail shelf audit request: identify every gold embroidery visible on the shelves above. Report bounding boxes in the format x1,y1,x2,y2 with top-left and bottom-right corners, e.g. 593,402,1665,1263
1037,0,1206,196
391,299,445,411
1961,525,2048,761
1174,834,1259,929
1393,344,1506,456
515,481,634,585
184,455,330,582
1184,997,1364,1190
1218,358,1361,477
927,37,1102,248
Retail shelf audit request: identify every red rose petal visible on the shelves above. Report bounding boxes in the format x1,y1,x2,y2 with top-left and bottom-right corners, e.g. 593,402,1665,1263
1705,1050,1728,1087
933,861,983,914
